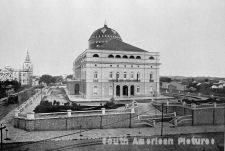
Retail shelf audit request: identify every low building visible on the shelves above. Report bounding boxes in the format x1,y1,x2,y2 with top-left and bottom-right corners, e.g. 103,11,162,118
0,52,33,86
161,81,187,92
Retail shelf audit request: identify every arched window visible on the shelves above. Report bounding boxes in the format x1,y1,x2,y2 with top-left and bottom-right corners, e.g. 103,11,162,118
115,55,121,58
149,56,154,60
129,55,135,59
136,56,141,59
122,55,128,58
108,55,114,58
93,54,99,57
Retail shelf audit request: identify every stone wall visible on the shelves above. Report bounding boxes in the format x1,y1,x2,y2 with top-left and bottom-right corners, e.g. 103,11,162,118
14,112,135,131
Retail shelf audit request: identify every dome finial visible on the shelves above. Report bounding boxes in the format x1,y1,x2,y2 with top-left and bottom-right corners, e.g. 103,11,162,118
104,19,107,27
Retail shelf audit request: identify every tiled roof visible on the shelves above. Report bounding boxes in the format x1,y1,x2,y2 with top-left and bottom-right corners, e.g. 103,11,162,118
96,39,148,52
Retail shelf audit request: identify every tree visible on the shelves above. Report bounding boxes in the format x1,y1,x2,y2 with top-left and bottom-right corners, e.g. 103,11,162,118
0,80,21,98
160,77,172,83
53,76,63,83
39,74,55,85
66,74,73,80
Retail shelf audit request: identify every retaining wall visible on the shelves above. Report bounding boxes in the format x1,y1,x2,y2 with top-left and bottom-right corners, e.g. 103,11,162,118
14,112,135,131
17,87,36,104
153,102,225,126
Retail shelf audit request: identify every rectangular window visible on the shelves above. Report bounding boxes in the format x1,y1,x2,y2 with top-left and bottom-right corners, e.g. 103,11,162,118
137,73,140,81
137,86,140,94
116,72,119,80
131,72,134,79
94,72,98,79
150,73,153,82
124,72,126,79
93,86,98,95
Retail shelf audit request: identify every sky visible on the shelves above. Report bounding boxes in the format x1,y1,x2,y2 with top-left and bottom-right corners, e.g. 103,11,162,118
0,0,225,77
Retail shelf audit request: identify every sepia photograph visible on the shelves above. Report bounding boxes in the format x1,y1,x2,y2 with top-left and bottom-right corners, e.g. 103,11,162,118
0,0,224,150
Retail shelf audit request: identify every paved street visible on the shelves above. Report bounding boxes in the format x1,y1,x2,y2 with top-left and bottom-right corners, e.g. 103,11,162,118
0,87,224,147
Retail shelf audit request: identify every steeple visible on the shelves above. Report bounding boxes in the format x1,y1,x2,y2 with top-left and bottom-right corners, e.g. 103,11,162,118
25,50,30,62
23,51,33,72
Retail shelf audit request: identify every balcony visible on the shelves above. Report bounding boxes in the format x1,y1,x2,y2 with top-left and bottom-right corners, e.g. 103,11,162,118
108,79,140,82
93,79,98,82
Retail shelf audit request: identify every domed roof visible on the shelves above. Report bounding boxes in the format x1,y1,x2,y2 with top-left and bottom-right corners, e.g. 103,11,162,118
88,23,122,49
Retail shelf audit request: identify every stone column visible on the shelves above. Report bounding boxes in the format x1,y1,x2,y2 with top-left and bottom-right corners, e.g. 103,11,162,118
101,108,106,114
120,85,123,97
67,110,72,117
128,85,130,97
27,112,35,119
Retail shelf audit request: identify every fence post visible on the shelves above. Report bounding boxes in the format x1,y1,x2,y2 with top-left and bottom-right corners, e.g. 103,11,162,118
100,116,103,129
174,118,177,126
213,102,217,108
153,120,156,127
213,102,217,125
27,112,35,119
191,103,196,109
67,110,72,117
101,108,105,114
131,107,135,113
174,112,177,126
192,109,194,126
166,100,169,114
14,110,19,118
182,101,186,107
129,112,132,128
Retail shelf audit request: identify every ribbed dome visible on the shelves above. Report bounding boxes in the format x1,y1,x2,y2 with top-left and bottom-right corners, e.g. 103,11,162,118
88,24,122,49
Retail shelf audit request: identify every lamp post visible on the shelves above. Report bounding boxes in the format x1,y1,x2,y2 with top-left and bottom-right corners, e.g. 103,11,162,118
0,124,6,151
160,103,164,136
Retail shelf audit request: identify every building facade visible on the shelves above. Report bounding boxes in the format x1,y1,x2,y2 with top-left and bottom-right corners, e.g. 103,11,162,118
67,23,160,99
0,51,33,86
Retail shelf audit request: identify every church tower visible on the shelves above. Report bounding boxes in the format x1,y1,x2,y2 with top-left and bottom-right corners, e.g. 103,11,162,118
21,51,33,85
